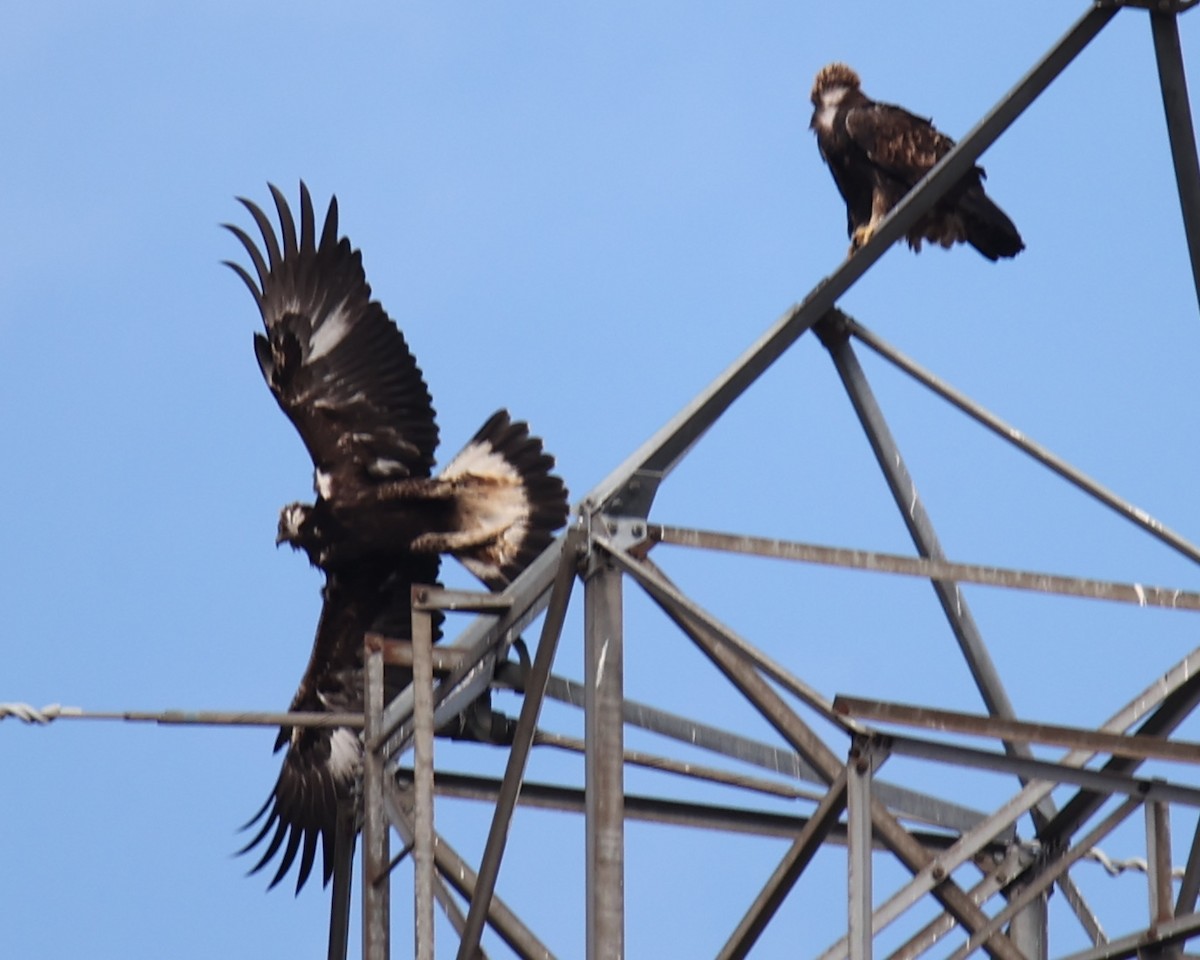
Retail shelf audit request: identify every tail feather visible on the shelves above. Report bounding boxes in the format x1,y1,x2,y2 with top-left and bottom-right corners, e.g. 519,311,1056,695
961,188,1024,261
439,409,570,589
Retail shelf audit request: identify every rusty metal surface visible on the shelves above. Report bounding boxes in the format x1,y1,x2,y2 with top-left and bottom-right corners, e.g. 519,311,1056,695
847,744,878,960
411,602,436,960
393,767,1009,854
385,785,556,960
651,523,1200,611
456,531,579,960
362,638,390,960
495,666,1002,835
603,543,1027,960
715,770,850,960
818,640,1200,960
835,695,1200,765
947,798,1144,960
583,556,625,960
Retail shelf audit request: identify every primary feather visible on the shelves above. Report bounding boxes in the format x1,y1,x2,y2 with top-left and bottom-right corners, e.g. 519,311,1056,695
226,182,570,892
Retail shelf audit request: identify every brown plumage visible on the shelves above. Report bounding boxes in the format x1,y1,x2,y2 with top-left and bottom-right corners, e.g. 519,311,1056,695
225,183,570,892
809,63,1024,260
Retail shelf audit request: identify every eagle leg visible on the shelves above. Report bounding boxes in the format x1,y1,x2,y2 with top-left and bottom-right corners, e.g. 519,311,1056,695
849,223,875,255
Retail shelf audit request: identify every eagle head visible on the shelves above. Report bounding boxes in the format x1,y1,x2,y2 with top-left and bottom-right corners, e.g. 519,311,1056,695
276,502,313,548
810,62,861,107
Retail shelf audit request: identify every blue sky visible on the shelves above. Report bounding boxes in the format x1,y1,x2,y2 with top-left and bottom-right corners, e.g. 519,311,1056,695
3,3,1200,957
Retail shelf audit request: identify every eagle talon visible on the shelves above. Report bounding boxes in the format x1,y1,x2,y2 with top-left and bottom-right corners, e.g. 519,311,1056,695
850,225,874,254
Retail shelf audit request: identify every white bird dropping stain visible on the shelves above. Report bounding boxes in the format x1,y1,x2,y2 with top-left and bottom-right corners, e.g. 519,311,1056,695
595,638,610,687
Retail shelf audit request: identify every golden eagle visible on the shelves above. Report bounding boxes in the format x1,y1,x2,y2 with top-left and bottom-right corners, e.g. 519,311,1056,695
810,63,1024,260
224,183,569,891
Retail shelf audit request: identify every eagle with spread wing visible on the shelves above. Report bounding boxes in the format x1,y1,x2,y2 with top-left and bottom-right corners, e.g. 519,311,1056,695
810,63,1024,260
225,183,569,892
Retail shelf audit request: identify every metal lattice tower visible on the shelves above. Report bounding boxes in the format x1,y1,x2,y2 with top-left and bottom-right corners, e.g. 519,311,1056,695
6,3,1195,958
345,4,1200,958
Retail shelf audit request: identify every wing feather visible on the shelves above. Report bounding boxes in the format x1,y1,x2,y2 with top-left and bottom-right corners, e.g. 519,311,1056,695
844,103,958,187
269,183,299,261
226,182,439,487
240,552,441,892
222,223,269,296
237,196,284,270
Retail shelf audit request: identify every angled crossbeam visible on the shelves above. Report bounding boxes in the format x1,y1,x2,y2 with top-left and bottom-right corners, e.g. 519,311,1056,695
818,645,1200,959
598,541,1027,960
715,769,850,960
946,797,1144,960
456,530,579,960
496,668,999,835
841,314,1200,565
1151,9,1200,314
385,784,557,960
590,3,1115,520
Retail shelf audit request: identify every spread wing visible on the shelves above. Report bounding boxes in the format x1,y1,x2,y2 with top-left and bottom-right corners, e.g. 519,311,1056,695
225,182,439,488
240,551,441,893
425,410,570,589
844,103,956,188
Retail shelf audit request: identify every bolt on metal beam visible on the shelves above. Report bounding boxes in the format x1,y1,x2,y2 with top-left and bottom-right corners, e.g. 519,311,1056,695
835,696,1200,766
848,741,881,960
1055,911,1200,960
881,844,1034,960
1039,670,1200,844
946,796,1144,960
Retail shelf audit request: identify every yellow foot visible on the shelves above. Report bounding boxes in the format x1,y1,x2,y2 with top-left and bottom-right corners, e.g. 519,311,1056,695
849,224,875,254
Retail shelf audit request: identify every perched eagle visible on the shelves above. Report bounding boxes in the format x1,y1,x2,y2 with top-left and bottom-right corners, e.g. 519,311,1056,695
224,183,570,892
809,63,1024,260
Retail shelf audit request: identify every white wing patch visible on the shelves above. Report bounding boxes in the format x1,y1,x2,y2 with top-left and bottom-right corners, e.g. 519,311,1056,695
326,727,361,779
437,438,531,576
441,439,518,485
307,297,353,363
367,458,409,478
315,469,334,499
